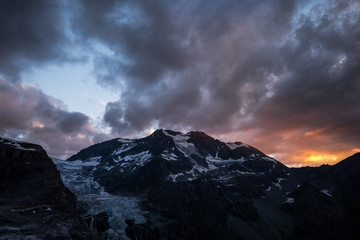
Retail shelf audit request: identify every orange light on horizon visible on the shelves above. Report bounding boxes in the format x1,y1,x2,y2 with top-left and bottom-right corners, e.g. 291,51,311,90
304,154,338,163
282,149,356,167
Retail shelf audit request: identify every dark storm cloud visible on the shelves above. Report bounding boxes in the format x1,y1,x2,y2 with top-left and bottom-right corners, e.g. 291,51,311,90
73,0,193,87
250,0,360,138
0,0,77,81
73,0,298,134
56,112,89,133
0,79,107,157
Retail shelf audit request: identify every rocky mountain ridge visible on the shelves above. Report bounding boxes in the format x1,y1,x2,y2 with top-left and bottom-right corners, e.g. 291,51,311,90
68,129,292,195
64,129,298,239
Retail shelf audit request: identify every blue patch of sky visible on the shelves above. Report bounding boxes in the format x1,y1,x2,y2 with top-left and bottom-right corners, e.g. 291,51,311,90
23,61,118,122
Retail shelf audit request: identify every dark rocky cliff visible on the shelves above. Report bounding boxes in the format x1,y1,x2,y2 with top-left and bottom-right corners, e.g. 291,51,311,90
0,137,98,239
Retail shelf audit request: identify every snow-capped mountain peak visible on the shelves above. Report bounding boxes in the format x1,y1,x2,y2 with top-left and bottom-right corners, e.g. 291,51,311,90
66,129,289,193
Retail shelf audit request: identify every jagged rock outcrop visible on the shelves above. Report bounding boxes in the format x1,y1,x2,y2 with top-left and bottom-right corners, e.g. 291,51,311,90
0,137,99,239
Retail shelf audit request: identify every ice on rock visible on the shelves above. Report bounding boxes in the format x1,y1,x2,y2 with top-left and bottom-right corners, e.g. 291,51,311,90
123,151,152,166
52,158,146,240
206,155,245,164
3,139,36,151
162,130,199,158
113,143,137,156
261,156,277,163
117,138,134,143
321,189,333,197
284,198,294,204
161,152,178,161
226,142,248,150
272,178,286,190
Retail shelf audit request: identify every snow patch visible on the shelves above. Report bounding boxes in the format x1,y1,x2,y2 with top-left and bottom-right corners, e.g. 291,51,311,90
167,164,216,182
168,172,184,182
284,198,294,204
262,156,276,163
113,143,137,156
122,151,152,166
226,142,248,150
273,178,286,190
321,189,333,197
162,130,200,159
3,141,36,151
161,152,178,161
104,165,115,171
174,136,196,157
206,155,245,164
117,138,134,143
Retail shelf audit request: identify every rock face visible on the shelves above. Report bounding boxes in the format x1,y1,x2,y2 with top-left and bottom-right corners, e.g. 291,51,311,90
67,129,295,239
0,137,98,239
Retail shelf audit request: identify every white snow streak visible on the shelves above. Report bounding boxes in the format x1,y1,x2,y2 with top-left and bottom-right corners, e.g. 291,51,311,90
226,142,248,150
321,189,333,197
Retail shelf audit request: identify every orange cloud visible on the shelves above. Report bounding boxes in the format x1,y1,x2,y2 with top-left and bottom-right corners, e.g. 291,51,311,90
304,128,325,137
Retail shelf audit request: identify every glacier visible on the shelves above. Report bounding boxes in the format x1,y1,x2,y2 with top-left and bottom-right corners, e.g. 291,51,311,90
52,158,146,240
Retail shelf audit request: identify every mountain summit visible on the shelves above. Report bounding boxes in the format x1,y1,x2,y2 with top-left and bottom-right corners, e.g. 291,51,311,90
68,129,290,195
66,129,295,239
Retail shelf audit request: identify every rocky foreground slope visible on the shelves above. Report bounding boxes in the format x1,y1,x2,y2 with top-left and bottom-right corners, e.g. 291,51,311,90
0,137,98,239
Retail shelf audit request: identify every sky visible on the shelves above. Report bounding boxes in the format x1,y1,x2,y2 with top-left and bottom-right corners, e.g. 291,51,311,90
1,0,359,166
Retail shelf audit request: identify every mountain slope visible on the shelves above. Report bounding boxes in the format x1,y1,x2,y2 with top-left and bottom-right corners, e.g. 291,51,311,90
286,152,360,239
0,137,98,239
68,129,291,195
67,129,296,239
64,129,360,239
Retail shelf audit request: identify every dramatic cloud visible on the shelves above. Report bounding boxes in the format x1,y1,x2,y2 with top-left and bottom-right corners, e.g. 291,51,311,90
73,0,295,133
0,1,79,81
0,0,359,165
0,79,108,157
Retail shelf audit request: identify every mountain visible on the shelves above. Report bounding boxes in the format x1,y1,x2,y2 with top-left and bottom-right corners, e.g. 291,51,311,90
4,130,359,240
285,153,360,239
0,137,99,239
68,129,291,194
291,152,360,209
65,129,298,239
